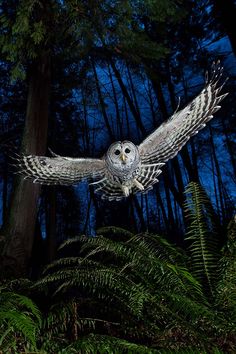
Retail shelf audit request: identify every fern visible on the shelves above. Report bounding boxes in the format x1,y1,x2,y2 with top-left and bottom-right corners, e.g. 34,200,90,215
97,226,134,240
34,206,236,352
0,287,41,352
215,216,236,324
45,233,203,308
60,334,225,354
35,229,220,350
184,182,220,296
62,333,157,353
37,265,151,318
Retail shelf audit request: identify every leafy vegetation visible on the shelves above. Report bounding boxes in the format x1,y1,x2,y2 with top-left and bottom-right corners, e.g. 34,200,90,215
1,183,235,353
0,285,41,353
184,182,221,297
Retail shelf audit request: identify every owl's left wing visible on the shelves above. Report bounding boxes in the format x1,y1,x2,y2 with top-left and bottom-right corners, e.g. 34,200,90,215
138,62,228,165
16,153,106,185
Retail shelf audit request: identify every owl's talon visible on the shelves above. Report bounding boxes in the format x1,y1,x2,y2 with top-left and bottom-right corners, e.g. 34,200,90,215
133,179,144,191
121,185,130,197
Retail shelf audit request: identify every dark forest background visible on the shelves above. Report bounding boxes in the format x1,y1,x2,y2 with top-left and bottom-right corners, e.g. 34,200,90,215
0,0,235,353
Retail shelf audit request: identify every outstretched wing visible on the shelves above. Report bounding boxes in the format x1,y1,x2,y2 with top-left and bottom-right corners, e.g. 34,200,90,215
138,62,228,164
15,153,106,185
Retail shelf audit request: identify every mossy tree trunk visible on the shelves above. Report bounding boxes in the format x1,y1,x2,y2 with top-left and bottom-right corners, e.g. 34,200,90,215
2,52,51,276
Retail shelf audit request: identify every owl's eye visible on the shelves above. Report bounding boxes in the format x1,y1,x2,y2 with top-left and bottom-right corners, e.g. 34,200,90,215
125,148,131,154
114,149,121,155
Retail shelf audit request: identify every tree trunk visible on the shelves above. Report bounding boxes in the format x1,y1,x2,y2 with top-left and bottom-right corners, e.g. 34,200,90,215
155,189,169,231
46,189,57,263
165,59,200,184
146,79,157,126
150,73,186,209
220,116,236,178
108,64,123,139
109,59,147,136
1,156,8,224
208,125,226,222
91,59,114,140
2,52,51,276
132,196,146,231
151,77,169,120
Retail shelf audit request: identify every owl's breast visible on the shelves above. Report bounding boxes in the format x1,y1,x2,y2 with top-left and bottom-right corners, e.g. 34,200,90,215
106,163,140,184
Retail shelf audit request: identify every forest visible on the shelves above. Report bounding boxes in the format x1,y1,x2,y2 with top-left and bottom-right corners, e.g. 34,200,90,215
0,0,235,353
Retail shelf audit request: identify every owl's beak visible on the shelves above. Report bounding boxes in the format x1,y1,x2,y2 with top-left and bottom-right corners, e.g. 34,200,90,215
120,153,127,164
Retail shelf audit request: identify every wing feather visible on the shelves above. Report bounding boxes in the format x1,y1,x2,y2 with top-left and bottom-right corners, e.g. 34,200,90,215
138,62,228,164
15,154,106,185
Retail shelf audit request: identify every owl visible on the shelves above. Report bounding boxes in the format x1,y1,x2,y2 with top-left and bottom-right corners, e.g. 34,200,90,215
16,62,228,201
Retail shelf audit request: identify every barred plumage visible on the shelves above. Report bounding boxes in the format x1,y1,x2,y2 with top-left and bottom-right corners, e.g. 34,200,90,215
16,155,106,185
139,62,228,165
15,62,228,201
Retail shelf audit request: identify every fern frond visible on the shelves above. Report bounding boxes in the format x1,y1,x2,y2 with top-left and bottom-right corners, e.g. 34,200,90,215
0,288,41,351
36,267,150,317
58,234,89,251
126,232,184,263
97,226,134,240
184,182,220,296
35,217,233,350
216,216,236,323
43,257,104,274
63,333,157,354
39,231,207,321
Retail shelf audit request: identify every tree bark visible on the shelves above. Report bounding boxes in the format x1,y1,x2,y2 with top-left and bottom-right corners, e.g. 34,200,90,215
151,78,169,120
1,156,8,224
150,73,186,209
2,52,51,276
109,59,147,136
46,189,57,263
155,188,169,231
91,59,114,140
108,64,123,139
208,125,226,222
165,59,200,184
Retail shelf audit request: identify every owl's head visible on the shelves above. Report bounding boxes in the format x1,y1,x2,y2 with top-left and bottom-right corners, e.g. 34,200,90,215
106,141,140,173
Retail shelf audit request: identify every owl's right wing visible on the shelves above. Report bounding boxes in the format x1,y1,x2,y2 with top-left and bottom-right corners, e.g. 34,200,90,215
138,62,228,165
15,153,106,185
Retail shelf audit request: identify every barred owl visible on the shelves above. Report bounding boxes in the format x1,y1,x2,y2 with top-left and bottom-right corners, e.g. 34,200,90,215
16,62,228,201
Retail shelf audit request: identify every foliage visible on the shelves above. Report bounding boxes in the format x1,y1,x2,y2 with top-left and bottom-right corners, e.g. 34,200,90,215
55,334,157,354
0,0,182,80
216,216,236,324
184,182,220,296
0,182,235,353
0,285,41,353
29,183,236,353
184,182,236,343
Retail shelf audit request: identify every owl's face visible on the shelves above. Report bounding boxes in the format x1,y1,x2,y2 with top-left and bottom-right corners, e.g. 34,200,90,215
106,141,140,173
